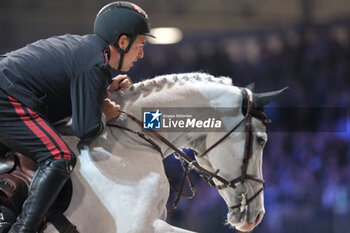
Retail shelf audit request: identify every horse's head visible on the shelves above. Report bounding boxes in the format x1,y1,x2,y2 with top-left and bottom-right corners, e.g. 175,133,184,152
194,87,288,232
109,73,288,231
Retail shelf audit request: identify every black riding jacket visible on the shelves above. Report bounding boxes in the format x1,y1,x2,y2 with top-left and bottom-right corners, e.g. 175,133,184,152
0,34,112,144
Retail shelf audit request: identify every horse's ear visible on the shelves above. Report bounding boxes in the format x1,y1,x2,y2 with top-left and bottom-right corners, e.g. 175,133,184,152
246,83,255,91
253,87,289,108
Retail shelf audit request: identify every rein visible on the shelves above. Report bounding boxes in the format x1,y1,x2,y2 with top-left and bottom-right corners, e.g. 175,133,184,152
107,88,266,212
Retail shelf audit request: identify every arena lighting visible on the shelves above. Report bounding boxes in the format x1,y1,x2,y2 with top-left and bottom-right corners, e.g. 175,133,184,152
147,27,183,44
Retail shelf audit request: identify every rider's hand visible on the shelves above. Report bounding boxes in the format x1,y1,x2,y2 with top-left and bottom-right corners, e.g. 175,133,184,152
107,74,132,92
102,98,120,121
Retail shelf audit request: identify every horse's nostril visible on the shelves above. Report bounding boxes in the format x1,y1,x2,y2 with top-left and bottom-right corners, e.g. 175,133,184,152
255,211,264,225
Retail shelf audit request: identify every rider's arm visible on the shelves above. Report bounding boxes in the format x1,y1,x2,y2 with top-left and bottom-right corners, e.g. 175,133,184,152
70,65,111,148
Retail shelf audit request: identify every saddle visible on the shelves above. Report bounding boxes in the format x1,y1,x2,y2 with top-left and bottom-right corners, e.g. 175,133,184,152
0,152,77,233
0,153,34,215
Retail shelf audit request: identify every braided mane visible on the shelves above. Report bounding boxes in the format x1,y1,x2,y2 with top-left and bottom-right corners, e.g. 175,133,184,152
111,72,233,98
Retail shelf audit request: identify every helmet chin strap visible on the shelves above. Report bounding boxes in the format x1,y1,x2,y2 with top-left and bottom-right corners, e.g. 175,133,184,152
115,35,136,70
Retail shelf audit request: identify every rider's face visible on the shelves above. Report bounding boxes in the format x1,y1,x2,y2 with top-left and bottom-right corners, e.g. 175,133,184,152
109,35,146,71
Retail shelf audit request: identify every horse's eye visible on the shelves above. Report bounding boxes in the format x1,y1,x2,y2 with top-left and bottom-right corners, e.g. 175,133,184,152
256,136,267,146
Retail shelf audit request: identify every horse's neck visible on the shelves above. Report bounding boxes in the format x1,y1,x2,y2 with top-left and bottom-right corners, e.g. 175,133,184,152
109,73,242,155
115,73,240,110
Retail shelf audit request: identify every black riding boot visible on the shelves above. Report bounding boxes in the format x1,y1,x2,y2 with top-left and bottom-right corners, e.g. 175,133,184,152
9,159,72,233
0,205,16,233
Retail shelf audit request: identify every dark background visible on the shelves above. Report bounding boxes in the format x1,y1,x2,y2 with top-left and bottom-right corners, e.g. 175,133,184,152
1,1,350,232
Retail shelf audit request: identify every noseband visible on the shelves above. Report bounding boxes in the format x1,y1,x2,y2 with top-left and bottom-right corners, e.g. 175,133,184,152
108,88,267,212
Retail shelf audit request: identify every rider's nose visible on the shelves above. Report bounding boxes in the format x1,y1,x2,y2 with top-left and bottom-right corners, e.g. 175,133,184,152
138,48,144,58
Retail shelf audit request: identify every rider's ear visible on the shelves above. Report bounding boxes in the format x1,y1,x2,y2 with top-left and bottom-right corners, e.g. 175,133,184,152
117,35,129,50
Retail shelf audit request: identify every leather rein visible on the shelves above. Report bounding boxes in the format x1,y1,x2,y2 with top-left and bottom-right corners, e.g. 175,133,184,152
107,88,267,212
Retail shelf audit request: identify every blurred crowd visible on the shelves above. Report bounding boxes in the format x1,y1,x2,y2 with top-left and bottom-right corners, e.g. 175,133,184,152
128,23,350,233
1,1,349,232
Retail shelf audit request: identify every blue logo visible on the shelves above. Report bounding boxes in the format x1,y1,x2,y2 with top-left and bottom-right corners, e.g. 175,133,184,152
143,109,162,129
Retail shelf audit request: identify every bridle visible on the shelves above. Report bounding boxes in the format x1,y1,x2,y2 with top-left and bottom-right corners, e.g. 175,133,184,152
107,88,268,213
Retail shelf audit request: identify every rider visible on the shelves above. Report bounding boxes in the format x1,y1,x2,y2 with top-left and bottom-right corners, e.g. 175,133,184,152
0,1,154,232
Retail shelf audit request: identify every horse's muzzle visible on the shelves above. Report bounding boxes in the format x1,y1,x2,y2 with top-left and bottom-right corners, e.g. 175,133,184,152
227,209,265,232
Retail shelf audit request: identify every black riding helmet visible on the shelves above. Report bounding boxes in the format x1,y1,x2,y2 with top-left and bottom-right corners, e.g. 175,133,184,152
94,1,155,69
